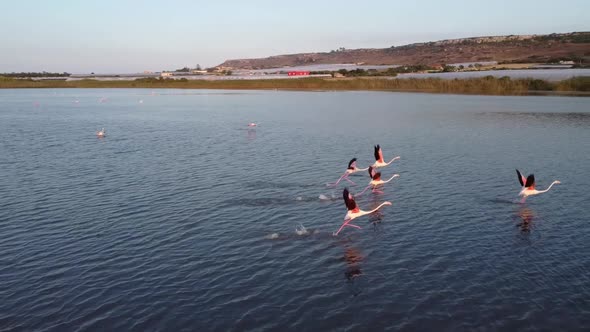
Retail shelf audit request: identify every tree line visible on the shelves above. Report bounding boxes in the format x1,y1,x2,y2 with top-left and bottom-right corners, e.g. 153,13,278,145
0,72,71,78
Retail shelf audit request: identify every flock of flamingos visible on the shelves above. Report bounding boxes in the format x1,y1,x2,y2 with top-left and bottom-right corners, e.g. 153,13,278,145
327,145,561,236
96,126,560,237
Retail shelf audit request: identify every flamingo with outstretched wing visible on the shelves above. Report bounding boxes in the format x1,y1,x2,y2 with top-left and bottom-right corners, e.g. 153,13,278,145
334,188,392,236
373,145,400,168
516,169,560,202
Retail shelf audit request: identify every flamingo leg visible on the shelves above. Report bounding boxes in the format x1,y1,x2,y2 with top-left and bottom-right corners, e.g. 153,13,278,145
328,173,346,187
520,196,527,204
344,177,356,185
334,220,351,236
355,185,372,197
334,219,363,236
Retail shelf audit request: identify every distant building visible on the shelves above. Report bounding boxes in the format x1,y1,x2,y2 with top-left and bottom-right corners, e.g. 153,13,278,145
161,72,173,77
215,66,232,72
559,60,575,65
288,71,310,76
191,70,207,74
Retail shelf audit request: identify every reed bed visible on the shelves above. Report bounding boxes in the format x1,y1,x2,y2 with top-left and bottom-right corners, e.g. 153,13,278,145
1,76,588,96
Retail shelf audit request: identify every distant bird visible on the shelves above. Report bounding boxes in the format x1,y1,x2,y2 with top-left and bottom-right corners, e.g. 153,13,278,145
328,158,369,187
516,169,560,202
139,99,144,104
334,188,391,236
96,128,106,138
373,145,400,168
356,166,400,195
247,122,257,127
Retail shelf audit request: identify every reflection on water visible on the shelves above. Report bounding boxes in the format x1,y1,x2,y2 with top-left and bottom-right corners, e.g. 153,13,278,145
477,111,590,127
513,205,545,247
516,206,535,233
1,89,589,331
247,128,256,140
344,246,364,281
342,245,364,297
365,194,387,229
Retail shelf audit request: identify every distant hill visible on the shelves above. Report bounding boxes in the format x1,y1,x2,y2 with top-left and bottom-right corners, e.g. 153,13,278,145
218,32,590,69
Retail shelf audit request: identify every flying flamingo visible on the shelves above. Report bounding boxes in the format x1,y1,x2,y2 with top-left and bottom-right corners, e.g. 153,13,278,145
334,188,392,236
248,122,257,127
96,128,106,138
373,145,400,168
516,169,560,203
328,158,369,186
356,166,400,195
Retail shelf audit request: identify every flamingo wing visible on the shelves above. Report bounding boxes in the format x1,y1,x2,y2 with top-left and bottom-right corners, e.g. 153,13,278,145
368,166,375,178
348,158,357,170
374,145,380,161
525,174,535,188
374,172,381,181
516,169,526,187
343,188,357,211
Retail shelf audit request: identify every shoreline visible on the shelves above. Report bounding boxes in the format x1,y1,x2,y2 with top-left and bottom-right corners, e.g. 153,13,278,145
0,76,588,97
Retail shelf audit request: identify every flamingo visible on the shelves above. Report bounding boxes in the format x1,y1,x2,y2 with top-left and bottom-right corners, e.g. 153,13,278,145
328,158,369,186
248,122,257,127
356,166,400,195
96,128,106,138
516,169,560,202
373,145,400,168
334,188,392,236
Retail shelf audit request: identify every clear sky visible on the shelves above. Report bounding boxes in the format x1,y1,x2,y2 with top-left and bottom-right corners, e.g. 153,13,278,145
1,0,588,73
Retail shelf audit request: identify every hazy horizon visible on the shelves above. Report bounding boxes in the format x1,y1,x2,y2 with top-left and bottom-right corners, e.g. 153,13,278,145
1,0,589,73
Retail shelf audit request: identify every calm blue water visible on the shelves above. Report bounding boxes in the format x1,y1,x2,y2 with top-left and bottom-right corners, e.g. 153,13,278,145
1,89,589,331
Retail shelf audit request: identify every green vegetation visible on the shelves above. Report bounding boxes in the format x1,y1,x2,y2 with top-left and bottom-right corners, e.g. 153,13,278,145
0,76,588,96
555,76,590,92
310,65,441,77
533,32,590,44
0,71,70,78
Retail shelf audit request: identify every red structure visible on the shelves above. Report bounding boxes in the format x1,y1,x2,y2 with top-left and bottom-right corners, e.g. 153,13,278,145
287,71,310,76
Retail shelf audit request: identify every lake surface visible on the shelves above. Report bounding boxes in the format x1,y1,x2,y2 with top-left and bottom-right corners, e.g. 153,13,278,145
1,89,589,331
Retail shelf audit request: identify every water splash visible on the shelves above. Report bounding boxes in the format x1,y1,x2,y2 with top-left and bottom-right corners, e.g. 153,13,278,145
318,194,338,201
295,224,309,236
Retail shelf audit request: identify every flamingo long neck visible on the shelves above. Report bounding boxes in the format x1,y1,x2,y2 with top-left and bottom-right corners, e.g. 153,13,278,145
384,156,400,166
356,166,369,172
382,174,399,184
537,181,559,193
364,202,390,214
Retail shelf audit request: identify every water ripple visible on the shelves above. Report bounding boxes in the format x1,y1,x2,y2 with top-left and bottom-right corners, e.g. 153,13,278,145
0,89,589,331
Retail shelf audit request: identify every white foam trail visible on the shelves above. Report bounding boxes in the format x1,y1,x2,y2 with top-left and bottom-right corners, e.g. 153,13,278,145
265,233,279,239
319,194,337,201
295,224,309,235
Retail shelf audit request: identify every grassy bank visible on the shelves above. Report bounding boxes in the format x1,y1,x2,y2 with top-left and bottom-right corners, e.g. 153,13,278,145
1,76,588,96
